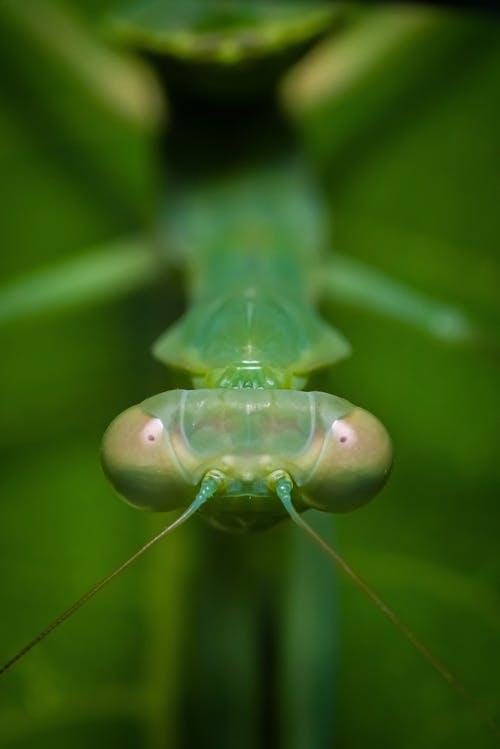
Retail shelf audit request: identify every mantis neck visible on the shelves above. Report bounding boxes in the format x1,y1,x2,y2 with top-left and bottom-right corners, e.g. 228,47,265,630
153,115,350,388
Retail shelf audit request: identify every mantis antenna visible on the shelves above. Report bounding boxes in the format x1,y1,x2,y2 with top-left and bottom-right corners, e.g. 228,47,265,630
273,473,500,741
0,473,221,677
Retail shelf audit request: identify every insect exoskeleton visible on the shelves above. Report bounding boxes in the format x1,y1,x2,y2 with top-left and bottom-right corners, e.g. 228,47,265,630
102,388,392,519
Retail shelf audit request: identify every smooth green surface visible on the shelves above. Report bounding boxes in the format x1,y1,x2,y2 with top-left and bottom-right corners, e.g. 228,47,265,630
0,3,499,748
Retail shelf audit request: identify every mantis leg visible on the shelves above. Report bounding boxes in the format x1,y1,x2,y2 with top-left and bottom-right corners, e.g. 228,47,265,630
181,528,262,749
0,237,158,325
180,524,336,749
316,253,477,345
279,514,337,749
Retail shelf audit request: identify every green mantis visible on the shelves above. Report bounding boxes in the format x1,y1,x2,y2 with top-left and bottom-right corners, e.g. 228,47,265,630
102,159,392,530
0,2,499,747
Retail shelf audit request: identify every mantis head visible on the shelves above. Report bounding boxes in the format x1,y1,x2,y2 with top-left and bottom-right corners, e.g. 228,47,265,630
101,389,392,523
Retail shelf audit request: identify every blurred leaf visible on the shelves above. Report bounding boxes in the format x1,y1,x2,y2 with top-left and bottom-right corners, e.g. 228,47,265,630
282,5,438,117
0,0,158,282
3,0,165,130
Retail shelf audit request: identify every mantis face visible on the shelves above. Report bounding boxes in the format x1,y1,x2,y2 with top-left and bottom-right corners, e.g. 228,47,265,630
101,389,392,524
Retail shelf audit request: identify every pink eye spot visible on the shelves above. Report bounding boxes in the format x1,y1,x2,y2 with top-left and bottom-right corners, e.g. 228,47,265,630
332,419,357,446
140,417,163,446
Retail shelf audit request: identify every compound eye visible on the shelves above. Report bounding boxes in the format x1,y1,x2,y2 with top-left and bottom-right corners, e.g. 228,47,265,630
101,405,190,511
303,406,392,513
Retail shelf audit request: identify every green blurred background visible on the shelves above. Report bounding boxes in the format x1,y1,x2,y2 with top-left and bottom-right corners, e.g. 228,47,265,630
0,2,499,747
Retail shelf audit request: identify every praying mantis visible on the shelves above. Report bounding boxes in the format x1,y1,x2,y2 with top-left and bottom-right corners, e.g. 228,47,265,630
0,1,499,747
